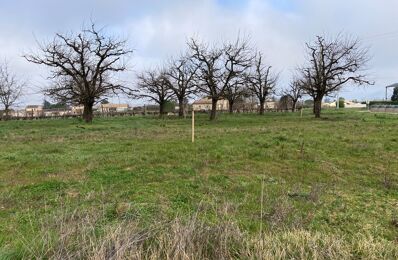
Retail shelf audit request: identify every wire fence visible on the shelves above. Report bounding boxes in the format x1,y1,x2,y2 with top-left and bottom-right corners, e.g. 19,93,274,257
370,105,398,113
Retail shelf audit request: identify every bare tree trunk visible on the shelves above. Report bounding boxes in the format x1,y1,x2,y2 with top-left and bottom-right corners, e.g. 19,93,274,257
313,102,316,114
292,101,297,112
259,100,265,115
210,98,218,120
159,102,165,118
314,97,322,118
228,99,234,114
178,98,184,118
83,102,94,123
3,106,10,121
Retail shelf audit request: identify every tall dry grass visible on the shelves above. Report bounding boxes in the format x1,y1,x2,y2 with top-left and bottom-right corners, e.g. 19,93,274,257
18,208,398,260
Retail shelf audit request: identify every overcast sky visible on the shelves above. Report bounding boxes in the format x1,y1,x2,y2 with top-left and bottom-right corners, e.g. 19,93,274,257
1,0,398,107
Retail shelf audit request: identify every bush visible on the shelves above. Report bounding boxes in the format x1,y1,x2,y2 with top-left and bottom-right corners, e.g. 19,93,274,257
338,98,345,108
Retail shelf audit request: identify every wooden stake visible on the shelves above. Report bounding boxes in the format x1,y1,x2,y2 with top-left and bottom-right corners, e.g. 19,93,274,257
300,108,303,118
192,109,195,143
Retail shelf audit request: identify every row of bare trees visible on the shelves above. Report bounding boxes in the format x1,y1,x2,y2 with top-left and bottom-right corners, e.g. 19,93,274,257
136,37,279,120
133,34,371,120
0,24,372,122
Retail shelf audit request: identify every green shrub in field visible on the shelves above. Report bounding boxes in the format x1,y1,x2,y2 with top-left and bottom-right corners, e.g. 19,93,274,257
338,98,345,108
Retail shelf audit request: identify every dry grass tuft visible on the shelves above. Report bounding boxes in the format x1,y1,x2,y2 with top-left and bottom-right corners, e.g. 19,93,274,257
18,209,398,260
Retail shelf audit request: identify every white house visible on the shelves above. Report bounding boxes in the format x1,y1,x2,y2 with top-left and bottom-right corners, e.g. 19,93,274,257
192,98,229,111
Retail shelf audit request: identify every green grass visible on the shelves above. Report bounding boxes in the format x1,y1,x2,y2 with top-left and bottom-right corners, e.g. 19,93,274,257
0,109,397,258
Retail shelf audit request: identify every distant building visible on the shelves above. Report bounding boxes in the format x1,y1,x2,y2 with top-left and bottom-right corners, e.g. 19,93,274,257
25,105,43,117
344,100,366,108
98,103,129,113
43,108,70,117
192,98,229,111
322,100,366,109
322,102,336,108
265,101,278,110
9,109,22,118
71,105,84,115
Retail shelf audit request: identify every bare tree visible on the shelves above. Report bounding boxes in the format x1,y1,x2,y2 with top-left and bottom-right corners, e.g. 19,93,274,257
24,23,133,123
188,37,252,120
282,78,304,112
0,62,24,120
299,35,372,118
245,52,277,115
224,77,248,114
164,54,198,117
136,69,175,116
278,95,293,111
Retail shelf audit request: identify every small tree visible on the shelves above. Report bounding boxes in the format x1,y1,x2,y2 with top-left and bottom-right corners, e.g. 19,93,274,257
164,54,198,118
136,69,175,116
299,35,372,118
245,52,277,115
338,97,345,108
24,23,133,123
282,79,304,112
0,62,23,120
278,95,293,111
391,87,398,102
224,77,248,114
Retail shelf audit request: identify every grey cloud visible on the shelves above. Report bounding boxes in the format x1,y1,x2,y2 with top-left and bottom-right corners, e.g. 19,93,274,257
0,0,397,105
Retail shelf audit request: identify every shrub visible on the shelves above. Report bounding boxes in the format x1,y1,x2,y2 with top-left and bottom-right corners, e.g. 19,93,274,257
338,98,345,108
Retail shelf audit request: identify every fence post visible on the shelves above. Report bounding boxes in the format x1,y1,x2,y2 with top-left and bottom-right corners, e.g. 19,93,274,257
192,110,195,143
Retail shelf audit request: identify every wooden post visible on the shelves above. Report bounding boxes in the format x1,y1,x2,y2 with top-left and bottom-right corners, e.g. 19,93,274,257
300,108,303,118
192,109,195,143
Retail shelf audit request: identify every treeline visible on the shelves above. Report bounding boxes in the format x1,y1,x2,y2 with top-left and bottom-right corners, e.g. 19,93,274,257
0,24,372,122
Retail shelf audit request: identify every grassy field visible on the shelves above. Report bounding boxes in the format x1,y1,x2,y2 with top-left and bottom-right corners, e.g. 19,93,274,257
0,109,397,259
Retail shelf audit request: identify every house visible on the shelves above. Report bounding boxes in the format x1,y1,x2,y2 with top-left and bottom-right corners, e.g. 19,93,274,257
192,98,229,111
265,101,278,110
71,105,84,115
322,102,337,108
25,105,43,117
344,100,367,108
10,109,25,118
321,100,366,109
98,103,129,113
43,108,70,117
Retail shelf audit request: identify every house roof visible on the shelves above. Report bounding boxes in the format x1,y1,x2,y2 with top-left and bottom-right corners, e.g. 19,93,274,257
26,105,42,109
193,98,228,105
386,83,398,88
193,98,212,105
